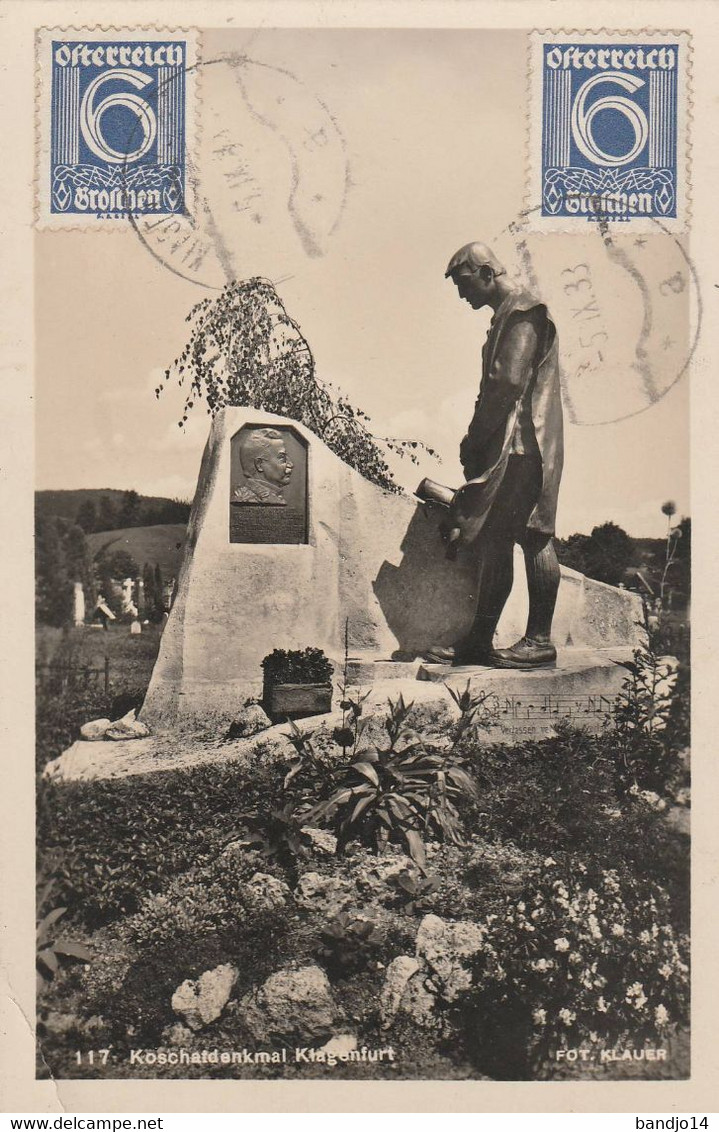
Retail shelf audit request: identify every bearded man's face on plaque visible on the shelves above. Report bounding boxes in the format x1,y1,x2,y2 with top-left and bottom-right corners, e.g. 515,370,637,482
232,428,294,505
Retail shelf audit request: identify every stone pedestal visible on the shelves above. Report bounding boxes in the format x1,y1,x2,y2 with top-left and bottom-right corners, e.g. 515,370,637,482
140,408,644,732
418,646,634,741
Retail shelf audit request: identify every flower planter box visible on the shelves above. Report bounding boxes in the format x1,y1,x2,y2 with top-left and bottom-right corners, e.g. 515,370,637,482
263,682,333,723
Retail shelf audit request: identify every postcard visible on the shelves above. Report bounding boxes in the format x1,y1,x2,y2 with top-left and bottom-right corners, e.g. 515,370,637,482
1,0,717,1114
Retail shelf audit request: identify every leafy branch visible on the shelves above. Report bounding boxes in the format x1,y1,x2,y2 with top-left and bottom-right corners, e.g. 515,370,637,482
157,277,438,493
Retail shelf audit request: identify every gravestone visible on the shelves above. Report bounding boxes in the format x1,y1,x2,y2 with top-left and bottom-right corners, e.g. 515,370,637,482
140,407,644,732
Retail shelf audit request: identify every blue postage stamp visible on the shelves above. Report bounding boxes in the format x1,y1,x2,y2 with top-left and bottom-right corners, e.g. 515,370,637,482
528,31,690,229
37,29,197,225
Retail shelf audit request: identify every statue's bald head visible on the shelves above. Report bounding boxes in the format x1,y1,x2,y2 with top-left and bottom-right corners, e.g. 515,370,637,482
445,242,505,279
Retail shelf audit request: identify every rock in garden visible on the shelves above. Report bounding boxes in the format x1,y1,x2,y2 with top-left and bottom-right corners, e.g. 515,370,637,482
318,1033,358,1057
239,964,339,1043
104,709,151,741
294,871,352,915
416,914,485,1001
40,1011,82,1035
301,827,338,855
162,1022,195,1047
227,703,271,739
379,955,421,1025
379,955,437,1029
79,718,113,741
171,963,238,1031
241,872,291,912
354,851,415,900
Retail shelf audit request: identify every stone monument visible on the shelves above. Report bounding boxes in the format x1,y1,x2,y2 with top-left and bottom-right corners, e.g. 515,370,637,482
139,407,644,733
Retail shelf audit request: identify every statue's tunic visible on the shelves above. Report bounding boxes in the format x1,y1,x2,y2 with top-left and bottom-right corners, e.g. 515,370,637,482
451,289,563,545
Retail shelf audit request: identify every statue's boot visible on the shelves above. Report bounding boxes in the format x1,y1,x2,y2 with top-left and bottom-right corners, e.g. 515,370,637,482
491,636,557,670
424,616,500,667
423,642,499,667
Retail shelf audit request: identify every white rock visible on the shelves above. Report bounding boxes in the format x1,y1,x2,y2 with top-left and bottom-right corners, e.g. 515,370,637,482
242,872,290,912
379,955,438,1029
105,710,151,741
239,964,338,1043
294,871,352,914
171,964,237,1031
318,1033,358,1057
416,914,485,1001
379,955,421,1026
301,827,338,855
353,852,415,901
227,703,271,739
162,1022,194,1046
80,718,113,741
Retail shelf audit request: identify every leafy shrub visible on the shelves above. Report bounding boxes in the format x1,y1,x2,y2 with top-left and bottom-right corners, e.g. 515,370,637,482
93,855,302,1045
36,881,92,992
261,647,334,686
308,694,479,868
315,911,384,976
37,758,287,927
612,640,683,797
458,858,690,1079
386,867,441,914
234,803,312,880
458,725,689,929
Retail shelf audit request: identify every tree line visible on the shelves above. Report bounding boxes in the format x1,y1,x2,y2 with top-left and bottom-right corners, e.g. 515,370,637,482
73,490,190,533
555,518,690,605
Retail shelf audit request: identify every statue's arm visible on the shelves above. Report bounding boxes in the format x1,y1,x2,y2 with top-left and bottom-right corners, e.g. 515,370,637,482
460,312,540,477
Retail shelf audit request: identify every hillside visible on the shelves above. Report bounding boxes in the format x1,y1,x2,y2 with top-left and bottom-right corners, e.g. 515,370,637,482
87,524,187,578
35,489,190,528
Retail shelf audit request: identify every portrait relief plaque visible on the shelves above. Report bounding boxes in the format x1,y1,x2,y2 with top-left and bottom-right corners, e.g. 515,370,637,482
229,424,308,544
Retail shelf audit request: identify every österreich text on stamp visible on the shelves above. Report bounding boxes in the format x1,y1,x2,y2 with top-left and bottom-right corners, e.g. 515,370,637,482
528,31,690,230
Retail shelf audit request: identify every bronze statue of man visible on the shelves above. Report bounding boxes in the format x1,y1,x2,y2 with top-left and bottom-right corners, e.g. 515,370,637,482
426,241,564,669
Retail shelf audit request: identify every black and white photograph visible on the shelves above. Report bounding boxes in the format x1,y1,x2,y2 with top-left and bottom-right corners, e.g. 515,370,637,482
2,1,717,1117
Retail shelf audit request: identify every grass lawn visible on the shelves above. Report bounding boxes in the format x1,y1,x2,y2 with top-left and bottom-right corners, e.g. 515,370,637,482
36,622,163,692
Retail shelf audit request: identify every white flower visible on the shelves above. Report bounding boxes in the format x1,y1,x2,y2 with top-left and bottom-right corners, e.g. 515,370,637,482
658,963,673,979
611,924,625,937
587,914,602,940
554,937,570,952
655,1004,670,1026
639,930,652,944
569,952,582,965
532,1008,547,1025
597,996,609,1013
558,1008,576,1026
517,902,526,913
532,958,553,973
544,857,557,867
626,982,647,1009
531,909,541,920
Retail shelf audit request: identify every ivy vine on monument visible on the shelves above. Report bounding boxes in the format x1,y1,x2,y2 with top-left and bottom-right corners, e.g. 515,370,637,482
157,278,436,494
